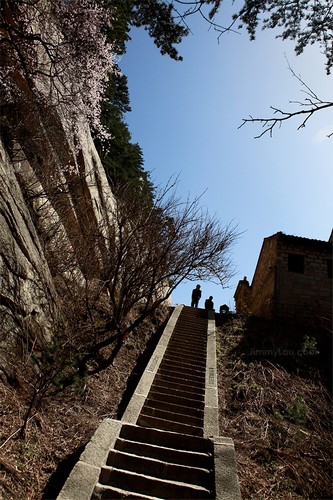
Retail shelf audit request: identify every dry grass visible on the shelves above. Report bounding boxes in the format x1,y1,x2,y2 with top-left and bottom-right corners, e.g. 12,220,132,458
1,311,331,499
0,312,168,500
217,316,333,500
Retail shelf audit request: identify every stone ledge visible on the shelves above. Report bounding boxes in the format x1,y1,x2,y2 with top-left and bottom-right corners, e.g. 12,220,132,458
57,461,101,500
57,419,122,500
213,436,242,500
204,313,219,438
122,305,183,424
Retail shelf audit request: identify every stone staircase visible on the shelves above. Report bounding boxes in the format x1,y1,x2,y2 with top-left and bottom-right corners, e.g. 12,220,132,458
137,306,207,437
94,424,214,498
57,305,241,500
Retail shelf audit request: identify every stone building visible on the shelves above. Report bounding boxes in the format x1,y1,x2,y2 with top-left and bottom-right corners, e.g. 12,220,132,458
234,231,333,326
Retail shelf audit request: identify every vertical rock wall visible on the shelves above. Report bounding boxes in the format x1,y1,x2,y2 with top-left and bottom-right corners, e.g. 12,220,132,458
0,0,119,382
0,112,116,358
0,138,57,347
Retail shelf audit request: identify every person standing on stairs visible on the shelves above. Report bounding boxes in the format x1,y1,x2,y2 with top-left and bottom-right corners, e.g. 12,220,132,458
191,284,202,307
205,296,214,310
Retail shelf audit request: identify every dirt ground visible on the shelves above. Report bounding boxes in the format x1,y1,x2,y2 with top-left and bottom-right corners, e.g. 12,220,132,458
1,313,332,499
0,314,167,500
217,316,333,500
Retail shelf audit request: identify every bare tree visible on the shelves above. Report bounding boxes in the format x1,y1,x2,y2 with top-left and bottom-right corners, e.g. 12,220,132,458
53,182,239,381
158,0,333,135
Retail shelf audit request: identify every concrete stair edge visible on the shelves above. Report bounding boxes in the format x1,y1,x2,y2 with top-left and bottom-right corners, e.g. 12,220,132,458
103,450,212,485
92,483,161,499
97,467,212,499
113,438,212,467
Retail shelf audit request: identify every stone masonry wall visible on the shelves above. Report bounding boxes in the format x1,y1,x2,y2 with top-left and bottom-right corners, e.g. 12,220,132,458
276,238,332,324
236,233,332,325
246,236,278,318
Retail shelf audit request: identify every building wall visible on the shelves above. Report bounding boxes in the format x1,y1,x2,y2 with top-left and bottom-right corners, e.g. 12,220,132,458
235,232,332,325
248,236,278,318
234,277,251,314
276,238,332,323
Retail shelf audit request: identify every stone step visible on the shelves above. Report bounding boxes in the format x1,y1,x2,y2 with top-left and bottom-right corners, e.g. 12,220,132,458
176,314,207,322
144,397,204,419
156,369,205,387
166,341,206,357
177,305,207,313
170,331,207,349
174,324,207,332
174,320,207,337
162,346,204,359
96,468,212,499
150,382,204,402
151,377,205,396
172,315,207,331
104,451,211,487
147,389,205,409
158,360,206,378
137,413,203,437
176,309,207,322
163,352,206,371
171,332,205,339
169,334,207,346
156,367,206,387
113,438,212,468
163,353,206,369
93,483,161,499
153,372,205,391
141,403,204,428
155,368,205,385
119,424,212,453
163,350,205,364
166,347,206,359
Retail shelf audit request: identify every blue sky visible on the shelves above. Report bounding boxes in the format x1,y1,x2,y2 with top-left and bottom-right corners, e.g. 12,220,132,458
119,10,333,311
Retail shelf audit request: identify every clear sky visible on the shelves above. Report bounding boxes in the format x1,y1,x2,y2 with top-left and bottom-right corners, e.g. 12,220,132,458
119,9,333,311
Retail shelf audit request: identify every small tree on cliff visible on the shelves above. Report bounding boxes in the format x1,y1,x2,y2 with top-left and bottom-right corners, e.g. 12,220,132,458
10,179,238,428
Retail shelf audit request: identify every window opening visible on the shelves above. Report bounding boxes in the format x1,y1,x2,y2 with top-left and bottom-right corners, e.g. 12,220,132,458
288,253,304,273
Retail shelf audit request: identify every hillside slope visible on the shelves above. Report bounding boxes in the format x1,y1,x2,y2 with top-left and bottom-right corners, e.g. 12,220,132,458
217,316,332,499
1,312,331,499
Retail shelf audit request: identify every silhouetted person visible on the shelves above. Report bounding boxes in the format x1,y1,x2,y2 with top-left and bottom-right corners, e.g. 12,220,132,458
205,296,214,310
191,284,202,308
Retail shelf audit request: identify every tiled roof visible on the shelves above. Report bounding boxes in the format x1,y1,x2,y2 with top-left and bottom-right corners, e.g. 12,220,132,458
268,231,332,249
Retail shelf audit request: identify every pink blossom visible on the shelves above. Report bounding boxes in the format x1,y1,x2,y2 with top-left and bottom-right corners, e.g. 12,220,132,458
1,0,115,138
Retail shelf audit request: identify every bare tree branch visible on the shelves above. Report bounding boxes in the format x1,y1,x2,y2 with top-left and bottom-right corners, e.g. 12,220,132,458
239,59,333,138
49,182,240,379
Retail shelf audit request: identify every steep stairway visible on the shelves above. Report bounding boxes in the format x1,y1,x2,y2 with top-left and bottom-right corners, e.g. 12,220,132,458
137,306,207,436
92,306,215,499
93,424,214,498
58,305,241,500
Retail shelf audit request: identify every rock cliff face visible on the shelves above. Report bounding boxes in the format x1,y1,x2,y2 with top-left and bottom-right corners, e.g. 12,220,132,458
0,137,57,346
0,1,115,377
0,107,116,362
